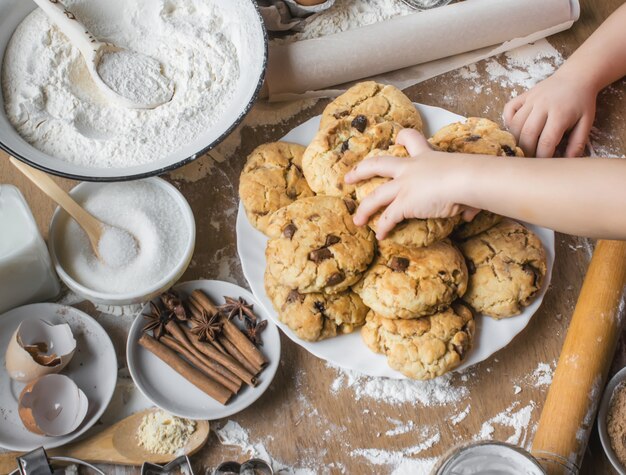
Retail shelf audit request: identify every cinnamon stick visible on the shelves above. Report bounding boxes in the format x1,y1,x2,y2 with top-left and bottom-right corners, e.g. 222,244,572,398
180,325,258,387
218,335,260,375
165,321,242,387
160,335,242,394
138,334,232,405
191,290,269,371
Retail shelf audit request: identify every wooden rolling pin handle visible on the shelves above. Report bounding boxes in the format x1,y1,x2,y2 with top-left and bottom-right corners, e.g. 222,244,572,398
532,240,626,475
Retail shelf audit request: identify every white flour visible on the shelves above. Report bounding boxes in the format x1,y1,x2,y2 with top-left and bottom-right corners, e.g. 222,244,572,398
274,0,412,44
97,50,173,107
2,0,240,168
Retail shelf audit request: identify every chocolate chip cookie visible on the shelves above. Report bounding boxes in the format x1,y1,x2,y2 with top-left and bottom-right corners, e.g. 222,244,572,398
265,272,368,341
239,142,314,234
265,196,375,294
302,117,402,197
354,240,468,319
355,145,460,247
428,117,524,157
459,219,547,319
320,81,423,131
361,303,475,380
453,211,503,241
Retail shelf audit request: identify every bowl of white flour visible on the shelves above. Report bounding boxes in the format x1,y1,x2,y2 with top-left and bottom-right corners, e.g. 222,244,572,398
48,178,196,305
0,0,267,181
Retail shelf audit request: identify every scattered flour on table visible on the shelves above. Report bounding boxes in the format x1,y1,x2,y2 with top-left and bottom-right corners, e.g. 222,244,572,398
327,363,468,405
450,404,471,425
474,401,536,448
273,0,413,44
531,362,555,387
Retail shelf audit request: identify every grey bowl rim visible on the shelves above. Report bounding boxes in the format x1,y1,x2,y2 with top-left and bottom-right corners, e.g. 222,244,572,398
598,365,626,475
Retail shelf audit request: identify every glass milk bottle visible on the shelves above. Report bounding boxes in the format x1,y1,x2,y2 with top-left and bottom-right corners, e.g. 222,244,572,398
0,185,60,314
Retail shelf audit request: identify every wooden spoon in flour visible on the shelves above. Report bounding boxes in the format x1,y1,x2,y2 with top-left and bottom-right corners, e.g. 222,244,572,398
32,0,173,109
10,157,139,266
0,408,210,472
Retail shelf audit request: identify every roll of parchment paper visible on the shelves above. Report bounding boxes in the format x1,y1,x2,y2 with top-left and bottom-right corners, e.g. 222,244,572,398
265,0,579,99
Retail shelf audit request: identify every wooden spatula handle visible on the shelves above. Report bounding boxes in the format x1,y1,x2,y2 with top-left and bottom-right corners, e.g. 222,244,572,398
532,240,626,474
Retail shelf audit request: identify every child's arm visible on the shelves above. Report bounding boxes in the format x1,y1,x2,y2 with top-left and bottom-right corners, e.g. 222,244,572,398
503,3,626,158
345,129,626,240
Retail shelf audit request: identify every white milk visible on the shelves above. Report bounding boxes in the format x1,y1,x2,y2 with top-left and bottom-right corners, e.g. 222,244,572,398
0,185,60,313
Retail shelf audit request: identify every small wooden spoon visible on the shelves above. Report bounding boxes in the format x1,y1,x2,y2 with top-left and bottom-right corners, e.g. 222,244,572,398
0,408,210,474
9,157,136,262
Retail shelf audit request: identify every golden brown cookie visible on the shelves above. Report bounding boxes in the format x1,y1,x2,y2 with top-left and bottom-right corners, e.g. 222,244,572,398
354,240,468,319
453,211,503,241
355,145,460,247
459,219,547,319
428,117,524,157
239,142,314,234
302,117,402,197
265,196,375,294
265,272,368,341
320,81,423,131
361,303,474,380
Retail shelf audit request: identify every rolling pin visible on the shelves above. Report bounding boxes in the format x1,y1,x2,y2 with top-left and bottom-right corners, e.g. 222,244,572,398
532,240,626,474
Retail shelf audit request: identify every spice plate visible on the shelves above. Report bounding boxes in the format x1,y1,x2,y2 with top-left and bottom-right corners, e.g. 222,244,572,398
127,280,280,420
0,303,117,451
236,103,555,379
598,366,626,475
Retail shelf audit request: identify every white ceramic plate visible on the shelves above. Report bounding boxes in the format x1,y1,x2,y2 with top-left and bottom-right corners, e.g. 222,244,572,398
0,0,266,181
236,103,556,379
127,280,280,420
0,303,117,451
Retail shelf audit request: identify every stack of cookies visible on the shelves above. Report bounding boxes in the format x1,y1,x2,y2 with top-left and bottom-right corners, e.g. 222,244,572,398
239,81,548,380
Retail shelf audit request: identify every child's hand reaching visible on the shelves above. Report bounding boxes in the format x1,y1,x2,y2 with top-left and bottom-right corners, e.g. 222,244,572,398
502,71,597,158
344,129,479,240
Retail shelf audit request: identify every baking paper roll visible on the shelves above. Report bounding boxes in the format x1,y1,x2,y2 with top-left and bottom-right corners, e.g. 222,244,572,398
265,0,579,98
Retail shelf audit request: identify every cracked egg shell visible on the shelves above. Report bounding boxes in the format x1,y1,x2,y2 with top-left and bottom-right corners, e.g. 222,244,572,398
5,320,76,382
18,374,89,436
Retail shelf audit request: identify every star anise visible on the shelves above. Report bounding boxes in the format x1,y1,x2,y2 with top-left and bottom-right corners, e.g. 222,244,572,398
244,318,267,346
142,301,172,340
160,291,188,321
191,310,222,342
218,296,256,323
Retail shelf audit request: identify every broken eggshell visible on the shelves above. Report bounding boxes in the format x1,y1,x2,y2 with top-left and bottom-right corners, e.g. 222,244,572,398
5,320,77,382
18,374,89,436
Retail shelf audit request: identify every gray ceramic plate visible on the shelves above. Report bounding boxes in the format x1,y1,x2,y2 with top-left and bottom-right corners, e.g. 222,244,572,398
598,366,626,475
0,0,267,181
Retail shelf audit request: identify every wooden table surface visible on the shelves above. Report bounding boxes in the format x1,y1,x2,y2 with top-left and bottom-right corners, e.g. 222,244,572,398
1,0,625,473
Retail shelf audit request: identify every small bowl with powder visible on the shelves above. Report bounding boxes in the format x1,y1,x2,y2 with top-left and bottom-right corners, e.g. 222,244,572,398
48,178,195,306
599,366,626,475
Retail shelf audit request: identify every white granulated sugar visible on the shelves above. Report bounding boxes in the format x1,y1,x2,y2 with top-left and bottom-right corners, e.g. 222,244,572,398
274,0,413,44
214,421,316,475
97,50,173,106
328,363,468,405
474,402,535,447
57,180,189,294
2,0,240,168
450,404,471,425
532,362,554,387
98,226,139,269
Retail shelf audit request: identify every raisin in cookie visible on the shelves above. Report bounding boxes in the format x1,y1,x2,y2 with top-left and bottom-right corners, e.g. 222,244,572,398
320,81,423,131
459,219,547,319
355,145,460,247
354,240,468,319
302,117,402,197
265,272,367,341
239,142,314,234
361,304,474,380
429,117,524,157
265,196,375,294
453,211,503,241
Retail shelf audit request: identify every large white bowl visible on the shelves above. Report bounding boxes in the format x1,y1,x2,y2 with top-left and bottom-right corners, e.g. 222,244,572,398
48,178,196,306
0,0,267,181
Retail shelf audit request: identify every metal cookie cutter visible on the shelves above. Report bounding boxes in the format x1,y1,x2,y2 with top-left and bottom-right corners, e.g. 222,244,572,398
214,458,273,475
11,447,105,475
142,455,195,475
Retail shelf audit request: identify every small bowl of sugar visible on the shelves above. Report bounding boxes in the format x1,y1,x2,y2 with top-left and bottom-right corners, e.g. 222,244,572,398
48,178,195,306
598,366,626,475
